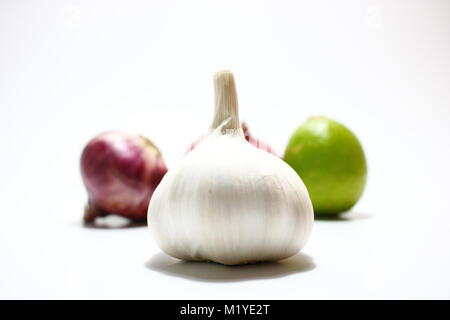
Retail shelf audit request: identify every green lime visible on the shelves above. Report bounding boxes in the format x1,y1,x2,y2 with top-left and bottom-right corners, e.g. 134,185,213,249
284,116,367,215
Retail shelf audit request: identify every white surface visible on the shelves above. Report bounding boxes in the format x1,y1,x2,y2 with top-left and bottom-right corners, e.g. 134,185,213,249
1,0,450,299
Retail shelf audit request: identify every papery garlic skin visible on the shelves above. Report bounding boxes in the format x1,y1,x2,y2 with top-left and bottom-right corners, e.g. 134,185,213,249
148,71,313,265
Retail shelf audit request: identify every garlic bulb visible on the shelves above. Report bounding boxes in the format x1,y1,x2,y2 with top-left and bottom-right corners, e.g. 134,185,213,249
148,71,313,265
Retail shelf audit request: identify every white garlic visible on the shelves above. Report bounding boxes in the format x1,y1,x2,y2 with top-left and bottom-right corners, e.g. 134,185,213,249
148,70,313,265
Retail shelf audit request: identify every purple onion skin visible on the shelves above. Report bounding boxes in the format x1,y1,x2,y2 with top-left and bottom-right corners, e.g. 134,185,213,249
186,122,278,157
80,131,168,221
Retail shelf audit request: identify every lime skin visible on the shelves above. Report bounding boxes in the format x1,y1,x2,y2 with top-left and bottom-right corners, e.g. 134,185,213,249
283,116,367,216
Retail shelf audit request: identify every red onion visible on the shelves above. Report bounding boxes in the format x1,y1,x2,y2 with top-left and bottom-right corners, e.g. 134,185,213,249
241,122,277,155
186,122,278,156
80,131,167,222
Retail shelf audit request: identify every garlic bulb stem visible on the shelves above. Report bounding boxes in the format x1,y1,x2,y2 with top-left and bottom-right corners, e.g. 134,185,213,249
211,70,243,135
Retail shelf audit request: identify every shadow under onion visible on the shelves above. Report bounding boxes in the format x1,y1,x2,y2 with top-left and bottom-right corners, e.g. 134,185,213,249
83,214,147,229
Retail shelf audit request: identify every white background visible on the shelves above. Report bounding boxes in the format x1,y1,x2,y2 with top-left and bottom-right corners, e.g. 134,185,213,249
1,0,450,299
